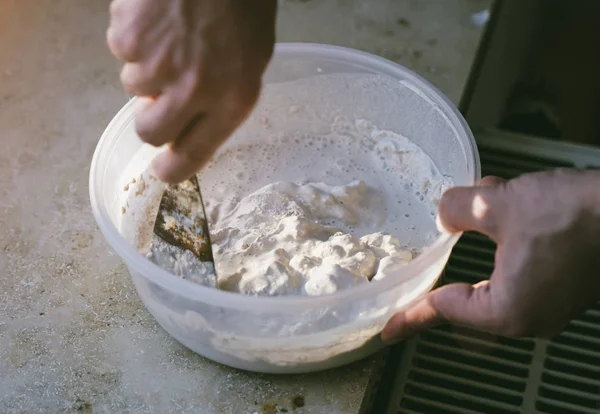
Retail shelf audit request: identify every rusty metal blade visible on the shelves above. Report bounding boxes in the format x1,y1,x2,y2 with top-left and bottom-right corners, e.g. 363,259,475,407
148,175,217,286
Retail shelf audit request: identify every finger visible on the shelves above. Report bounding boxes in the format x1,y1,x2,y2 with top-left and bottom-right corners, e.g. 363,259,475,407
437,184,505,240
151,90,258,184
107,27,138,62
150,111,242,184
382,280,496,343
120,63,165,97
107,0,144,62
134,94,196,147
107,0,167,63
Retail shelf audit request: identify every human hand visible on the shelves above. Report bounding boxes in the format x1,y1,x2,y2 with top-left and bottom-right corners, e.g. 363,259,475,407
382,169,600,343
107,0,277,183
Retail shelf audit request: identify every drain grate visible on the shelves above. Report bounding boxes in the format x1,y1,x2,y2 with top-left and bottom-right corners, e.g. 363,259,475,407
379,130,600,414
538,306,600,414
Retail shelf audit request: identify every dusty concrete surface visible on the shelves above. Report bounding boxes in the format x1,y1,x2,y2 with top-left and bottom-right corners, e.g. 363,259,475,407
277,0,490,104
0,0,487,413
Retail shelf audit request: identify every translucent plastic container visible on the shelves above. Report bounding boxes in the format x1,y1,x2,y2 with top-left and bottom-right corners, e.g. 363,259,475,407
89,43,480,374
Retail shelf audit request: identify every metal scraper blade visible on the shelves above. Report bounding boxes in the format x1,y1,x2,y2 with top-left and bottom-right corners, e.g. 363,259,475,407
148,175,217,287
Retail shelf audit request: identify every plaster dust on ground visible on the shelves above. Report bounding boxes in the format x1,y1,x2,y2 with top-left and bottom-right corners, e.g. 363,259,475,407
0,0,488,412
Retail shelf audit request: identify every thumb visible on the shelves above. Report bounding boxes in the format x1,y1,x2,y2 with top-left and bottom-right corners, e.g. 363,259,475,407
437,178,506,240
381,280,496,344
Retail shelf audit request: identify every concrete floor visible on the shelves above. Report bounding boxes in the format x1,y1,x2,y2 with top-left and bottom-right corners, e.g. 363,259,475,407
0,0,488,413
277,0,490,104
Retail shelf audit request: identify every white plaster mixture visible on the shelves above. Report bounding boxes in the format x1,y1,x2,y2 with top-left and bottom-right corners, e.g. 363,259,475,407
120,117,451,297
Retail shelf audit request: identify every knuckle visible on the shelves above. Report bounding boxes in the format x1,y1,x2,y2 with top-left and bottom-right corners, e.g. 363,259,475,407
106,27,117,51
119,66,135,90
121,80,137,96
108,1,120,20
109,0,124,17
108,29,141,61
134,119,156,145
120,64,158,94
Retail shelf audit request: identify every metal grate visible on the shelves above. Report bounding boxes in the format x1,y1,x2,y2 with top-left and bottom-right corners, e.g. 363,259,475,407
381,130,600,414
537,304,600,414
